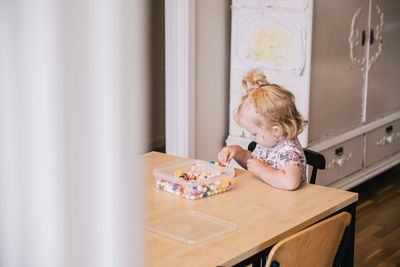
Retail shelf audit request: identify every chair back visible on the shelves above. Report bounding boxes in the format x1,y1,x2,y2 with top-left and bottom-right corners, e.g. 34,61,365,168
303,148,325,184
247,141,325,184
265,212,351,267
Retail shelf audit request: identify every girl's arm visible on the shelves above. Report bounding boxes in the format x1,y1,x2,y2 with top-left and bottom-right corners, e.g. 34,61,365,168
218,145,252,169
247,159,301,190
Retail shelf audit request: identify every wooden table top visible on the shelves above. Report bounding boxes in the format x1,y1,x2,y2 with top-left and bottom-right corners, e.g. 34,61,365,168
143,151,358,267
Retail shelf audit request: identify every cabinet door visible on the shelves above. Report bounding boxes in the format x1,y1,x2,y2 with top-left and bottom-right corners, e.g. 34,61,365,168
366,0,400,121
309,0,369,143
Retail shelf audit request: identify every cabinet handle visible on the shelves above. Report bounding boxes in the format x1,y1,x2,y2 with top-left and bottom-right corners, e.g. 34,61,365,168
327,152,352,169
361,30,366,46
370,29,374,44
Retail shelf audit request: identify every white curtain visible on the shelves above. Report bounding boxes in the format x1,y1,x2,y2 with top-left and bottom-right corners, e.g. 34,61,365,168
0,1,149,267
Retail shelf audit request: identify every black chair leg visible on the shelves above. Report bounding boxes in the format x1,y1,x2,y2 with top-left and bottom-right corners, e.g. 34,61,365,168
261,256,266,267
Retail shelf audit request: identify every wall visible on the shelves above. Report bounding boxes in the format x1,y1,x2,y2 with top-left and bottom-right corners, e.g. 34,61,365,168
149,0,166,151
150,0,230,159
195,0,231,161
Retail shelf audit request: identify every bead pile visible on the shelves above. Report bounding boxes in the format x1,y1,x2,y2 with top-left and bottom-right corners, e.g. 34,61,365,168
175,166,214,181
155,163,233,200
210,161,226,166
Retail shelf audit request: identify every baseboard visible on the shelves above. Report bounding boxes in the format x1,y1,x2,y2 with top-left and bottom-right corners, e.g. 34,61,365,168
149,137,165,152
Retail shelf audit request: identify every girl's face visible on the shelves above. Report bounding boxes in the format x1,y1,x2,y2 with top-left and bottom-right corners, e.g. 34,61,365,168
241,118,279,148
239,104,281,148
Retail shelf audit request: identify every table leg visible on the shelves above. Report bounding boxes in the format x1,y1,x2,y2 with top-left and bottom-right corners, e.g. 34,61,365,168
333,202,356,267
231,247,271,267
343,202,356,267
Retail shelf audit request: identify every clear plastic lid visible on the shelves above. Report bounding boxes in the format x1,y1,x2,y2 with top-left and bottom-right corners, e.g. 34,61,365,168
147,210,237,244
153,159,235,186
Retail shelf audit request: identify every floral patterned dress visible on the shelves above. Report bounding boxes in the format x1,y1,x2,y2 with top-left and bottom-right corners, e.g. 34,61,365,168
251,138,307,183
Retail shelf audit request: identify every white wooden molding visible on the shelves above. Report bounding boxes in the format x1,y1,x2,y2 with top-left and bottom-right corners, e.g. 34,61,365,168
308,110,400,152
165,0,195,158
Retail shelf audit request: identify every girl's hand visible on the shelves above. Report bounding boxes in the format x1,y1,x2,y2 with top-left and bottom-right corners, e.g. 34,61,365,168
217,145,244,165
246,158,267,176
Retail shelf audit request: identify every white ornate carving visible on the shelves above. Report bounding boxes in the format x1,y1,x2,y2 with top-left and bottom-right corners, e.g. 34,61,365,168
376,131,400,146
327,153,353,169
348,8,366,69
368,4,384,71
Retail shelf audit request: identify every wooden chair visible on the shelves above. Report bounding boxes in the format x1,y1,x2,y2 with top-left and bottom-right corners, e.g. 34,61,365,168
247,141,326,184
265,212,352,267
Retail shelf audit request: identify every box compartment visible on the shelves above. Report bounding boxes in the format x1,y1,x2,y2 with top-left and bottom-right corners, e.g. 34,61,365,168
153,159,235,200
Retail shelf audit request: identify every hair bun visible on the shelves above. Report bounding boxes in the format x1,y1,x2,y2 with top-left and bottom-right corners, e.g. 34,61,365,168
242,69,269,92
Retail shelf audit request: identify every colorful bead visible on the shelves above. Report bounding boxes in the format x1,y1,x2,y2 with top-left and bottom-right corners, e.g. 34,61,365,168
155,163,233,200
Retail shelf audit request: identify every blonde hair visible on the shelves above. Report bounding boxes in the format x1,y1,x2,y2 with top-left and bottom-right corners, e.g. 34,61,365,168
234,69,307,140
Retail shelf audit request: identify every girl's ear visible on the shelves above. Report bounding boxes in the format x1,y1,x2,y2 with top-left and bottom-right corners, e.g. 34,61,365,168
271,125,283,140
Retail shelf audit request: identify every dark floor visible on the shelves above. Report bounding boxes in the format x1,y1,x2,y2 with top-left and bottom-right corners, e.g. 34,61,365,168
351,164,400,267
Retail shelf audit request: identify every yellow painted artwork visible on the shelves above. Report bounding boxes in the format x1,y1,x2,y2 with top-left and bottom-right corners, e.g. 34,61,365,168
247,23,293,67
232,9,306,74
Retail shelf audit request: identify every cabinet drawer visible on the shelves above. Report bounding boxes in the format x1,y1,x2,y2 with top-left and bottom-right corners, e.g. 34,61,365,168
314,136,363,186
365,120,400,166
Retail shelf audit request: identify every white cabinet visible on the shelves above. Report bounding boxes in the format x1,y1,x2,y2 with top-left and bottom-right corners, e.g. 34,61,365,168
309,0,400,142
308,0,400,189
366,0,400,122
227,0,400,189
308,0,369,142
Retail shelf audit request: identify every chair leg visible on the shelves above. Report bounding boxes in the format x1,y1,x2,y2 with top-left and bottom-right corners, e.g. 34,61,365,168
261,255,266,267
310,168,318,184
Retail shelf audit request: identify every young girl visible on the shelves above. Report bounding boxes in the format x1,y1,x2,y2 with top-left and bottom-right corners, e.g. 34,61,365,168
218,69,307,190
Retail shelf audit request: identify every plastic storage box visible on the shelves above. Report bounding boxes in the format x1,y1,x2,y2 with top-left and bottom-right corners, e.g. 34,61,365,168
153,159,235,200
147,210,237,244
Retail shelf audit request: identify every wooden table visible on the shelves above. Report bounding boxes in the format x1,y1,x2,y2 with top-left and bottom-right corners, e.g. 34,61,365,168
144,152,358,267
